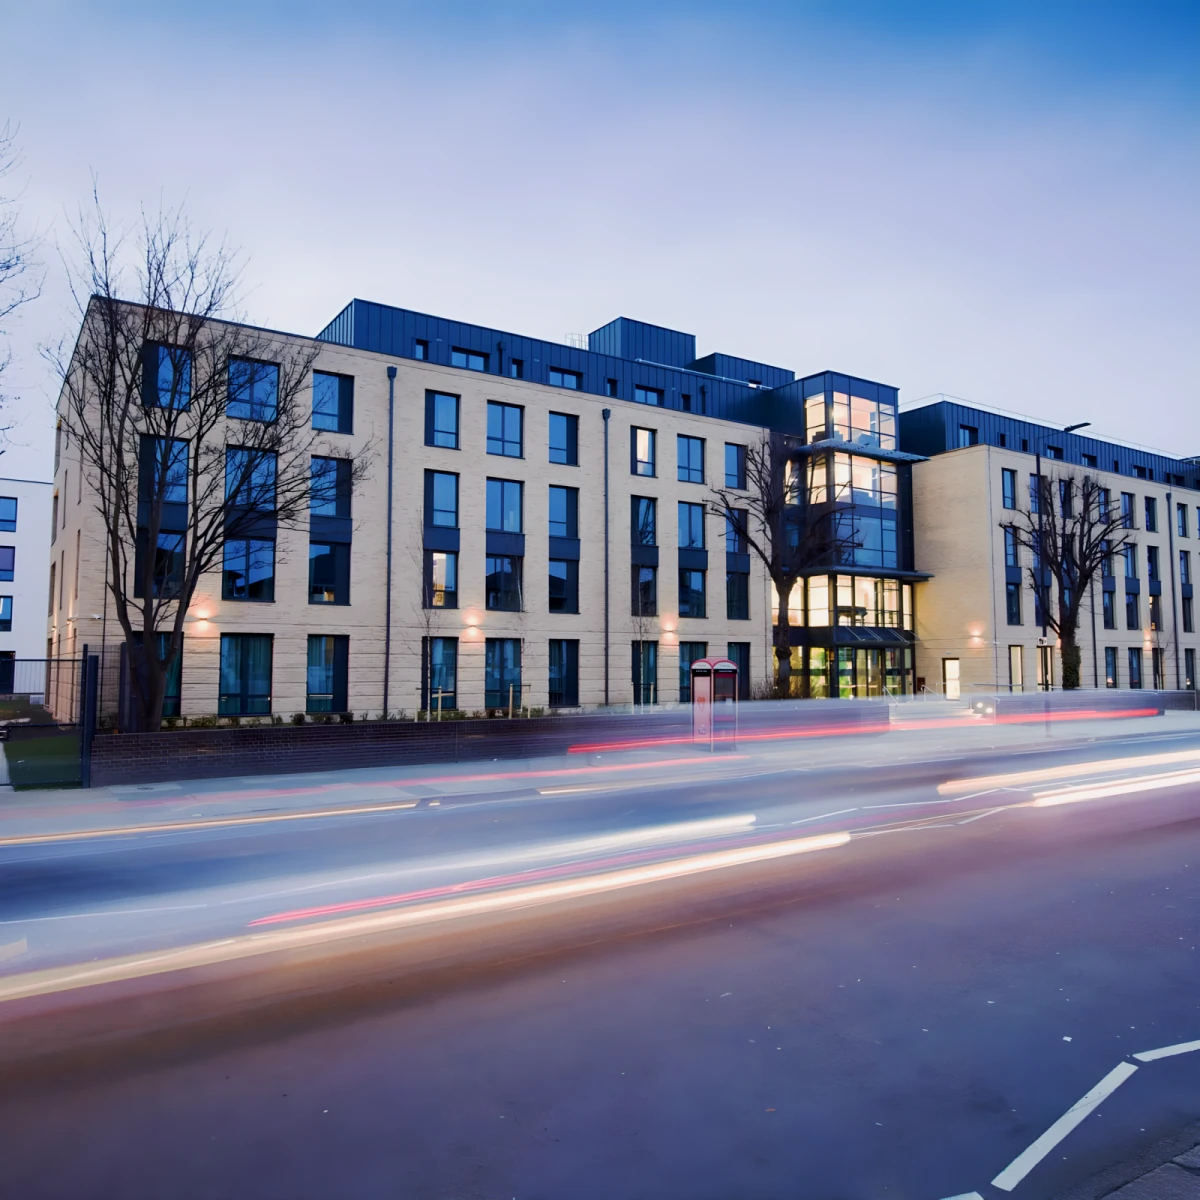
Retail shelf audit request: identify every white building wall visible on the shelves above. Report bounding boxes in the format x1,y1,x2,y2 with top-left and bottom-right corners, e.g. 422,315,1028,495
0,476,53,665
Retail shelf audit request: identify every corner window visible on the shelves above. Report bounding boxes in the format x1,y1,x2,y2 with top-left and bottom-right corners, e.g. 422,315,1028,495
424,550,458,609
677,435,705,484
451,347,488,372
486,401,524,457
486,479,523,533
425,392,460,449
228,359,279,422
222,538,276,602
548,368,580,390
632,427,656,477
309,542,350,605
219,633,272,715
635,386,663,406
725,444,746,490
426,471,459,528
549,412,578,465
312,371,354,433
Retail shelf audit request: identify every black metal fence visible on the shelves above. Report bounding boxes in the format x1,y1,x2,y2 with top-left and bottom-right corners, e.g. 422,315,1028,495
0,657,85,789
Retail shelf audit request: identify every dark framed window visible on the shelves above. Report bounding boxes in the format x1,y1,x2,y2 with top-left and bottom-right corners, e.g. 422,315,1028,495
509,358,524,379
486,478,523,532
726,642,750,700
549,560,578,613
1186,647,1196,690
958,424,979,447
425,550,458,608
143,344,191,409
605,378,618,398
425,392,460,449
1182,550,1192,585
1005,581,1021,625
1150,593,1163,630
309,542,350,605
423,636,458,712
677,435,704,484
726,511,748,554
485,555,523,611
632,497,656,545
1145,496,1158,532
678,502,705,549
1125,591,1139,630
487,401,523,457
0,596,10,632
548,640,579,707
306,635,348,713
1179,504,1189,538
678,641,707,702
228,358,279,421
225,448,276,509
414,339,428,361
632,566,657,616
451,347,488,372
132,631,182,717
548,368,580,390
549,486,578,538
681,393,692,412
426,471,459,527
726,571,749,620
484,638,521,709
1046,445,1063,461
1125,544,1138,578
134,530,184,599
1128,647,1143,689
1102,590,1116,629
310,456,352,517
679,569,706,618
312,371,353,433
1028,474,1040,513
1121,492,1135,528
725,444,746,490
218,633,272,715
1004,527,1019,567
634,386,662,406
632,427,656,476
222,538,275,602
1147,545,1160,582
632,641,658,705
549,412,578,465
1081,452,1096,466
0,497,14,532
1105,646,1118,687
139,436,188,504
1153,648,1164,690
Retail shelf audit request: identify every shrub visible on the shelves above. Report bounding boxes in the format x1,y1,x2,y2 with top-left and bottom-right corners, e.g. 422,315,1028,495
291,712,306,725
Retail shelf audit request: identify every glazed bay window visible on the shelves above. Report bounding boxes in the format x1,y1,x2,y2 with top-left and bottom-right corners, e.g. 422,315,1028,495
425,392,460,449
487,401,523,457
222,538,275,602
426,471,459,528
484,638,522,709
423,637,458,712
632,566,657,616
549,560,579,613
228,358,278,422
632,427,656,477
549,412,578,465
678,568,706,618
831,385,896,450
312,371,353,433
309,542,350,605
548,640,579,707
677,435,704,484
306,635,348,714
451,347,487,372
486,555,522,611
725,443,746,490
218,633,272,715
424,550,458,608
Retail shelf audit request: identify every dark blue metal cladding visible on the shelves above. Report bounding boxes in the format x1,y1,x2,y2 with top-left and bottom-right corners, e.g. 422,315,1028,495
686,353,794,390
586,318,696,367
898,401,1199,490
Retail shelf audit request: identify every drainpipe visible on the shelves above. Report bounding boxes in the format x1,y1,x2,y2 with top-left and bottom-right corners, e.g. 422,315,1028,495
602,408,611,706
383,366,397,717
1167,489,1181,690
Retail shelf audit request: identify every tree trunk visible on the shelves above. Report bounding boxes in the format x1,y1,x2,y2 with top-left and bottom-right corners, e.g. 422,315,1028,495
774,579,795,699
1060,638,1082,690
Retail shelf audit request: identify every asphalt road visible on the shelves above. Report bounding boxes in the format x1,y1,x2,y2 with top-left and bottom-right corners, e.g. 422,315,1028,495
1,728,1199,1199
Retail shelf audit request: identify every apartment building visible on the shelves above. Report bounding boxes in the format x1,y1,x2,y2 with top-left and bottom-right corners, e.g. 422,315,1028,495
0,476,52,688
903,398,1200,695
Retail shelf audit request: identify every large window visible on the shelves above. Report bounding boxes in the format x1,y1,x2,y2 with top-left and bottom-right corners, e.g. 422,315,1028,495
549,412,578,465
632,566,657,616
1001,469,1017,510
313,371,354,433
306,635,348,713
134,531,185,598
425,392,459,449
677,435,705,484
725,444,747,490
632,497,656,545
548,368,580,390
549,486,578,538
1179,504,1190,538
486,555,522,610
139,436,188,504
309,542,350,605
679,642,707,702
549,640,579,707
310,457,352,517
1128,647,1143,689
486,479,523,532
1125,590,1139,630
484,638,522,709
678,502,705,549
487,402,524,457
1125,544,1138,578
632,641,658,705
632,427,656,477
549,560,579,613
0,497,17,532
1121,492,1135,528
219,633,272,715
679,569,706,618
225,448,276,510
451,347,488,372
228,359,278,422
726,570,749,620
726,511,748,554
222,538,275,602
424,637,458,712
0,547,14,583
144,344,191,409
424,550,458,608
957,424,979,447
426,471,459,528
1004,527,1019,567
1147,545,1160,582
828,387,896,450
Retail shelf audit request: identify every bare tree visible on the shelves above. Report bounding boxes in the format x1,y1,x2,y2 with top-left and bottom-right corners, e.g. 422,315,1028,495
50,194,368,731
0,122,42,426
1005,472,1131,689
709,433,856,697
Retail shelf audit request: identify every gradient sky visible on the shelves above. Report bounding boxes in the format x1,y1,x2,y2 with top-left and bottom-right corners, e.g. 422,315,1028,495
1,0,1197,477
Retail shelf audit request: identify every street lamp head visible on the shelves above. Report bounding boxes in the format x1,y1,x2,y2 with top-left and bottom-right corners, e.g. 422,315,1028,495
1063,422,1090,434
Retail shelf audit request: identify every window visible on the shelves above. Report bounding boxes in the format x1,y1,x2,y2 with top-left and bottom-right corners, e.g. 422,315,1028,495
222,539,275,602
677,435,705,484
487,401,523,457
1125,544,1138,578
306,635,348,714
957,424,978,447
679,642,707,702
632,496,656,545
605,379,618,398
309,542,350,605
484,638,521,709
549,486,578,538
549,560,578,613
726,571,749,620
681,393,692,412
451,347,487,372
635,386,663,406
424,550,457,608
1105,647,1118,688
1179,504,1189,538
678,502,705,549
1187,648,1196,691
549,412,578,465
1029,474,1040,513
998,433,1008,448
312,371,353,433
725,444,747,490
679,569,706,618
46,561,53,612
1125,591,1139,630
1046,445,1063,461
1121,492,1135,528
726,642,750,700
1005,582,1022,625
143,344,191,409
1102,590,1116,629
1004,527,1019,567
632,427,656,477
509,358,524,379
1099,489,1112,522
1008,645,1023,692
0,497,15,532
548,368,580,390
140,437,189,504
228,359,278,421
1059,479,1073,517
225,448,276,510
0,596,10,632
1134,465,1148,480
425,392,459,449
219,633,272,715
485,555,523,611
426,471,458,528
1181,551,1192,585
423,637,458,712
548,640,579,707
486,479,523,532
1150,593,1163,630
1128,647,1143,689
413,339,428,361
135,531,184,598
310,457,352,517
997,469,1016,510
726,511,748,554
131,632,181,718
632,566,657,616
51,492,58,543
632,641,658,706
1082,453,1097,468
1144,496,1158,533
1147,545,1160,582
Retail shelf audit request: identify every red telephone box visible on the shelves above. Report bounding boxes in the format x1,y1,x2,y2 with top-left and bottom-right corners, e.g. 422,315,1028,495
690,657,739,750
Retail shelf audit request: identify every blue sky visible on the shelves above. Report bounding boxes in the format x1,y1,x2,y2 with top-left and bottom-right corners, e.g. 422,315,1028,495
0,1,1197,474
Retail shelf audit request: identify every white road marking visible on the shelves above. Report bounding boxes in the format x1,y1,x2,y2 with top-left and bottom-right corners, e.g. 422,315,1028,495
790,807,859,824
1033,766,1200,806
1133,1037,1200,1062
990,1061,1139,1191
937,1193,985,1200
957,807,1007,825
